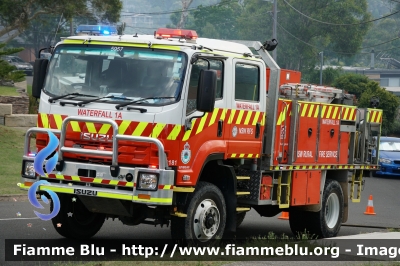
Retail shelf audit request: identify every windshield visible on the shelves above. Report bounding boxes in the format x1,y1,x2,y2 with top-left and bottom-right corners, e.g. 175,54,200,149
380,141,400,151
44,45,187,105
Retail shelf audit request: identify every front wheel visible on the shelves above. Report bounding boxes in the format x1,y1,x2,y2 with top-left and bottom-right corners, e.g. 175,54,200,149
172,182,226,245
51,193,105,239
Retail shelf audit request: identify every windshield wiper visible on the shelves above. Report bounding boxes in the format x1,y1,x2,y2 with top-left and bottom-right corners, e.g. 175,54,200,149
48,93,96,103
115,97,176,110
76,95,128,107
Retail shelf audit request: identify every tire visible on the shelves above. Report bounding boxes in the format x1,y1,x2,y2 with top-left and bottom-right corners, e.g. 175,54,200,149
236,212,247,228
51,193,105,239
171,182,226,246
289,179,344,239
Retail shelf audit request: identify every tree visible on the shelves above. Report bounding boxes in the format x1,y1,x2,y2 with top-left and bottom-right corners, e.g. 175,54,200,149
191,1,243,39
176,0,195,28
305,66,344,86
333,73,371,101
0,43,25,85
0,0,123,43
358,83,400,135
333,73,400,134
236,0,371,72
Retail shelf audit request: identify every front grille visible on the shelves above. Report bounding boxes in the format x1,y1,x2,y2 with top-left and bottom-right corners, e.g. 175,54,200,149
393,160,400,165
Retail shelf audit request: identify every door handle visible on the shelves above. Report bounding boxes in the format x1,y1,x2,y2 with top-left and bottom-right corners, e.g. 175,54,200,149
217,120,223,137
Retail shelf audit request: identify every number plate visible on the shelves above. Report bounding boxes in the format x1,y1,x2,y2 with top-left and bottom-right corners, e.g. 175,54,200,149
74,189,97,196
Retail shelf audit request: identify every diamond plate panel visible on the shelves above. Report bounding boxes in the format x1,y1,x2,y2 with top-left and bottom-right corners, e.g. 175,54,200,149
237,169,262,204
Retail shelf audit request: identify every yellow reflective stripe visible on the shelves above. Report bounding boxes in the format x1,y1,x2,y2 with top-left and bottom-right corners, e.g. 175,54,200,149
196,113,209,135
209,108,219,126
228,109,236,124
371,111,377,122
313,106,319,118
308,104,314,118
349,108,355,120
98,192,132,200
163,185,171,190
41,114,49,128
62,39,182,51
53,114,63,130
86,122,97,133
244,110,253,125
343,108,349,120
220,109,227,121
239,154,245,158
151,123,166,138
326,106,333,119
70,121,81,132
39,185,74,194
118,120,131,134
231,154,237,157
132,122,147,136
182,128,192,141
247,154,253,158
252,112,260,125
261,114,265,126
235,110,245,124
301,104,308,117
98,124,111,134
126,182,134,187
109,180,119,186
332,107,338,119
71,176,80,181
133,196,172,203
93,178,103,184
167,125,181,140
321,105,327,118
376,111,382,123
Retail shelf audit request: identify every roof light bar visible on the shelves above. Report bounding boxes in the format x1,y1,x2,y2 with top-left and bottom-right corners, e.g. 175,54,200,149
155,28,198,41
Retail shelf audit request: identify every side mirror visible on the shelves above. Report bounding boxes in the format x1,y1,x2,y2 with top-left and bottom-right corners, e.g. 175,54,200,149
196,69,217,112
32,59,49,98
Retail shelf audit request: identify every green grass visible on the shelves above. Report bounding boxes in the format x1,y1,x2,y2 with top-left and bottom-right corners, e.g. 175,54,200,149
0,85,19,96
0,125,30,195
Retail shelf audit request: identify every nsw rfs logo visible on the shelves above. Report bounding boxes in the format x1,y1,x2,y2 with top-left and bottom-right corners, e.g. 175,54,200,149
181,142,191,164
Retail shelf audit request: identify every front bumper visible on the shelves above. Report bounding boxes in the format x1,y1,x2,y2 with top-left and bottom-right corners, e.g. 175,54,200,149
20,161,175,204
21,117,175,205
376,162,400,176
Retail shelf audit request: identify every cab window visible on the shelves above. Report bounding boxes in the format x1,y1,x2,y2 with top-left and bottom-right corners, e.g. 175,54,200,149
235,63,260,101
187,58,223,115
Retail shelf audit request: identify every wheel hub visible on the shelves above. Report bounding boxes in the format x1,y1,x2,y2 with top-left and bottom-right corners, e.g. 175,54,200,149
325,193,340,229
193,199,220,241
205,213,215,229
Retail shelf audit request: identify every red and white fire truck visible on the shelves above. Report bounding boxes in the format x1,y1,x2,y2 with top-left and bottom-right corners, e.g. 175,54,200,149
21,27,382,244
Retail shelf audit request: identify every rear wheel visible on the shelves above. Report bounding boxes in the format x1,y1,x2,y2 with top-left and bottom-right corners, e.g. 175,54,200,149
289,179,344,238
51,194,105,239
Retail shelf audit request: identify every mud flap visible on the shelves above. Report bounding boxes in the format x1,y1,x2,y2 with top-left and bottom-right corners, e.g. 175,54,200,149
216,161,237,233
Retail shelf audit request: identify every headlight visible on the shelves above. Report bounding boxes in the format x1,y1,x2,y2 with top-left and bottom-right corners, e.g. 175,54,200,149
137,172,158,191
379,158,392,164
22,161,36,179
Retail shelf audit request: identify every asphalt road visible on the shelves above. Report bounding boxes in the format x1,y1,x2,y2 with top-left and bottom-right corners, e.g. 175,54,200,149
1,175,399,265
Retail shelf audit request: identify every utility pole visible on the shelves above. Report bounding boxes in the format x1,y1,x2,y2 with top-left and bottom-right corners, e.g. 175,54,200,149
319,51,323,85
272,0,277,61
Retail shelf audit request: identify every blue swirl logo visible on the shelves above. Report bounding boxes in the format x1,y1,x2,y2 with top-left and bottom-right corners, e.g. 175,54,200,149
28,130,61,220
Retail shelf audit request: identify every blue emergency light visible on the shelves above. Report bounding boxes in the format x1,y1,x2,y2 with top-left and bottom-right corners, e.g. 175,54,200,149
76,25,118,36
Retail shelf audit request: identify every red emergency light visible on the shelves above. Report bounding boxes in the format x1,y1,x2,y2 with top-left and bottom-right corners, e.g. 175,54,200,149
155,28,198,40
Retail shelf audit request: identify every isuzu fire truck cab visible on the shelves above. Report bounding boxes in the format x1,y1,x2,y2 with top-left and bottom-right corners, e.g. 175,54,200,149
21,27,382,244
